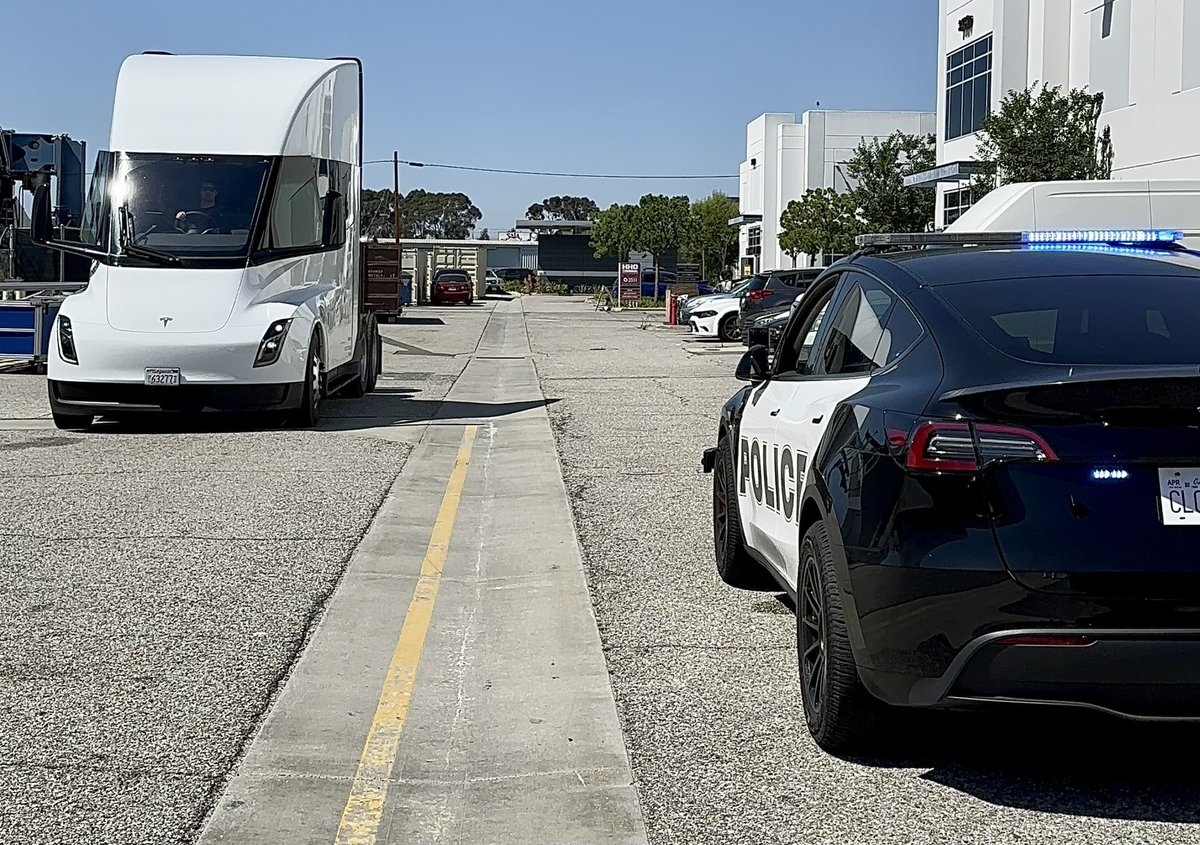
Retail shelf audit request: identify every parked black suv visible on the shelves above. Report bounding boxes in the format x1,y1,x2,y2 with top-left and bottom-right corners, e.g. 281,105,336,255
738,268,823,340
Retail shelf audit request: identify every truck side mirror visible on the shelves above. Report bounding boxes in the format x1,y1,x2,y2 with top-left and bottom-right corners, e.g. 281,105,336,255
31,183,52,244
321,191,345,249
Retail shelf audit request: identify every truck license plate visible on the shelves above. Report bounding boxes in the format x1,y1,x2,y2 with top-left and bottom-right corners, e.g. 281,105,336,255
1159,468,1200,525
144,368,181,386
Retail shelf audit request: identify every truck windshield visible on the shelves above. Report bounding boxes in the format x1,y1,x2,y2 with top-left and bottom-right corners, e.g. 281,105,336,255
82,151,271,261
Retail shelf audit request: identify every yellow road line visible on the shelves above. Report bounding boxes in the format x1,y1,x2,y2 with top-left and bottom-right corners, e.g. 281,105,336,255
335,425,479,845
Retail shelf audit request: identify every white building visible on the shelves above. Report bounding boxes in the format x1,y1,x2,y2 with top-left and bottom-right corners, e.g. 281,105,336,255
733,110,936,274
915,0,1200,228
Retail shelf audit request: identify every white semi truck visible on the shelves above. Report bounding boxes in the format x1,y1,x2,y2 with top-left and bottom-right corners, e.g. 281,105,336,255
32,53,381,429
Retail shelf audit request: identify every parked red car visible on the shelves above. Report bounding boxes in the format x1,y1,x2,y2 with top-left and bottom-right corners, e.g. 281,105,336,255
432,270,475,305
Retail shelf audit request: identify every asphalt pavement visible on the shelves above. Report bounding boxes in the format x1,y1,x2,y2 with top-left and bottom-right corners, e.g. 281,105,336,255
525,296,1200,845
0,307,474,843
6,295,1200,844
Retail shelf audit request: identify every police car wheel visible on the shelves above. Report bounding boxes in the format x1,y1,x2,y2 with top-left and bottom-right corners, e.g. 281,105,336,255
718,313,740,342
798,520,878,751
713,437,775,590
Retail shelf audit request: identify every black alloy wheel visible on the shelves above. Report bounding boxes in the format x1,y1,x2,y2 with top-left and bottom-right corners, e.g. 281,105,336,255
797,521,879,752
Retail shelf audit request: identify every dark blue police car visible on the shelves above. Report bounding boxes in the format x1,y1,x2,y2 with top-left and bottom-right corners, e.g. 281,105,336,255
702,228,1200,751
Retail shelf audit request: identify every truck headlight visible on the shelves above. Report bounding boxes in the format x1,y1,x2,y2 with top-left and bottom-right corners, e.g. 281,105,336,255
58,315,78,364
253,319,293,367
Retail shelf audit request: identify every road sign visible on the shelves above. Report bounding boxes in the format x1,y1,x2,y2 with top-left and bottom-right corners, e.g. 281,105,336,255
619,262,640,302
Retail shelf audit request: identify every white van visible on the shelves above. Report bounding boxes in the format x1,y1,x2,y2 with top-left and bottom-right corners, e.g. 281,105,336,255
33,53,380,429
947,179,1200,248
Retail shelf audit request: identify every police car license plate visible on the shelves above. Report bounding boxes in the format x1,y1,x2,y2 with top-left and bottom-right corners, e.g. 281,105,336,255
144,367,180,386
1159,468,1200,525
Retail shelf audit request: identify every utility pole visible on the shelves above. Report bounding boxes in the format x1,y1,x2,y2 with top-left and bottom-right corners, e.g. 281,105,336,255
392,150,400,241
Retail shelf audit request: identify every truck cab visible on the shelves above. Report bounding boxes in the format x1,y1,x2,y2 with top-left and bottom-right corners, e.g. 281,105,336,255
35,53,381,429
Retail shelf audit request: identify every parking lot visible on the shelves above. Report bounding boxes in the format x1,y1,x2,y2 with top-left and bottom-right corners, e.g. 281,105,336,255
4,296,1200,843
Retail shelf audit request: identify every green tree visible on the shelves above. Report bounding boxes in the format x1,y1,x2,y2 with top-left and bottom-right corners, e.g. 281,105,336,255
361,188,399,238
402,189,482,239
685,192,740,280
590,203,638,263
361,189,482,239
846,131,937,234
632,194,691,298
778,188,861,263
527,195,600,221
973,83,1114,199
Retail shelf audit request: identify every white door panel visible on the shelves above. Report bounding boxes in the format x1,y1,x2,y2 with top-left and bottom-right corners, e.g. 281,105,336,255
736,382,784,562
773,376,870,587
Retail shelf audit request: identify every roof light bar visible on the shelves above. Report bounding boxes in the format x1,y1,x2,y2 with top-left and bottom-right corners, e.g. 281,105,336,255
856,231,1026,247
856,229,1186,248
1022,229,1183,244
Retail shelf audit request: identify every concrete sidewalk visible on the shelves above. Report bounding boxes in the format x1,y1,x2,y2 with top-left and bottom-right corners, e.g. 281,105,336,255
199,300,647,844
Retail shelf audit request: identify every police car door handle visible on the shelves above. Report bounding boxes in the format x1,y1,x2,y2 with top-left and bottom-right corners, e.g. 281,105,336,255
770,408,780,416
811,415,823,424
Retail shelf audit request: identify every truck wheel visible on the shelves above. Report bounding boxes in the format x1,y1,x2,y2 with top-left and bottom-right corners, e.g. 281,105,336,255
366,323,381,393
798,520,881,752
713,437,775,590
52,411,93,431
289,336,323,428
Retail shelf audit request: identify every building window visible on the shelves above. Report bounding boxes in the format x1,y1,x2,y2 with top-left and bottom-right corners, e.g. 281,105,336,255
944,187,974,226
1090,0,1130,110
946,34,992,141
747,226,761,257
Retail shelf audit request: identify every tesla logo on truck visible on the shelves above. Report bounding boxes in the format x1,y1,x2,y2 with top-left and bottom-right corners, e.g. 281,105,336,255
738,436,806,523
160,316,173,328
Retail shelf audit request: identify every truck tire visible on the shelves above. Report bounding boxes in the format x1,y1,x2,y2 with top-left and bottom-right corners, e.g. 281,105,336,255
366,323,381,393
289,335,323,428
343,318,379,398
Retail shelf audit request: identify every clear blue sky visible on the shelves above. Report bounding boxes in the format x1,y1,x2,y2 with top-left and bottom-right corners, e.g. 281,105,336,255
5,0,938,234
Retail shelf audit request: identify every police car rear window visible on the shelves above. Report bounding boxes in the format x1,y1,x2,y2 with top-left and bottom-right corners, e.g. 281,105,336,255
937,275,1200,365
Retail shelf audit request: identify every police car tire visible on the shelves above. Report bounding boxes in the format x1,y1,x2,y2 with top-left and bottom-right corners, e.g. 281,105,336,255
713,437,775,590
718,313,740,342
798,520,879,752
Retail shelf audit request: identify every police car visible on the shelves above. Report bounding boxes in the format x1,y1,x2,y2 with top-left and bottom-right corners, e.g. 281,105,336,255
701,228,1200,751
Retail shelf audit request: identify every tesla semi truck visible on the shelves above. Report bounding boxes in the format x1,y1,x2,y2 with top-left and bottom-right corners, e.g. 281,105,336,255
33,53,381,429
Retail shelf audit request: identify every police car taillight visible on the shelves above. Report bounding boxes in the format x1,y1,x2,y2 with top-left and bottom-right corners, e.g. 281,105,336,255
888,421,1057,473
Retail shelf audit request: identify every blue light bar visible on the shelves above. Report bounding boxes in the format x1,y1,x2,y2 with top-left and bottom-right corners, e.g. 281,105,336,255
1023,229,1183,244
1025,244,1174,256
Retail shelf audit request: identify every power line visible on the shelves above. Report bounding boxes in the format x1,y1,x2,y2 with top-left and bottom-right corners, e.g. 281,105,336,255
362,159,737,180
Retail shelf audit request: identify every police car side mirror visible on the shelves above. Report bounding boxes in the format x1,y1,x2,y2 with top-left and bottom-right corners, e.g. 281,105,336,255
736,345,771,384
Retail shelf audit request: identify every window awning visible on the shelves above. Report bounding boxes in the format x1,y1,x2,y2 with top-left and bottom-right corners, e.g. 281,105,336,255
728,214,763,226
903,161,985,188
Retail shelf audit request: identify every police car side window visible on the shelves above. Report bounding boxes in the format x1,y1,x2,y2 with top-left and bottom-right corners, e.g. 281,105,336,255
773,286,837,376
815,273,897,376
